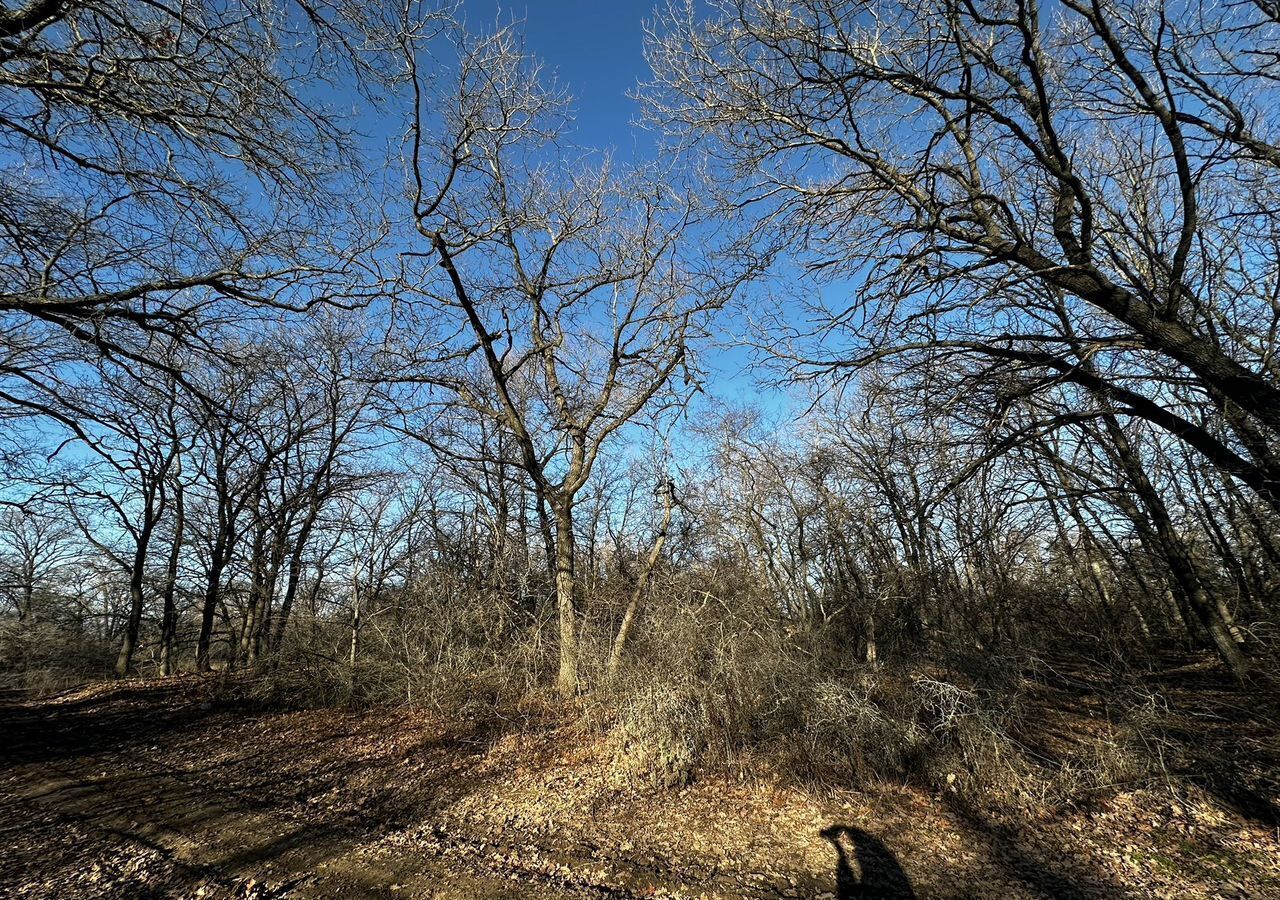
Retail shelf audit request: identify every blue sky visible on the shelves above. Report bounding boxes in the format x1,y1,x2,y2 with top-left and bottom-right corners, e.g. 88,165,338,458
459,0,659,156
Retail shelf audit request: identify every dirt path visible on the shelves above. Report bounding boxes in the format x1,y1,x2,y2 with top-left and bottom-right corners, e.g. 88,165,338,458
0,681,677,898
1,679,832,899
1,677,1276,899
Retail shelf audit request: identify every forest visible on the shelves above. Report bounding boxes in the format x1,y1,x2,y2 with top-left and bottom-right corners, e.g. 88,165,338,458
1,1,1279,897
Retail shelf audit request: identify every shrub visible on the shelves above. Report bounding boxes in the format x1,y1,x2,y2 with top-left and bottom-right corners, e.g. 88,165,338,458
0,619,115,695
594,591,1029,796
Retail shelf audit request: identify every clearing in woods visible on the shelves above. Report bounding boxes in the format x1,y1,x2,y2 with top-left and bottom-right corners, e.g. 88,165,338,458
1,674,1277,899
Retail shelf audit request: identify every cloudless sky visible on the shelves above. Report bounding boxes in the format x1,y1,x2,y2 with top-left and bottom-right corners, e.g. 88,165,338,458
460,0,659,156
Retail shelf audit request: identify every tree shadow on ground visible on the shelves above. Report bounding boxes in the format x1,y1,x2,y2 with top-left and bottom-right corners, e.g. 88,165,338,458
0,679,526,898
821,824,917,899
942,796,1135,900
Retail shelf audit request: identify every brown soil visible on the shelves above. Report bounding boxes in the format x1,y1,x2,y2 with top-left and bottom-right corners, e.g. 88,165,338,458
1,673,1277,899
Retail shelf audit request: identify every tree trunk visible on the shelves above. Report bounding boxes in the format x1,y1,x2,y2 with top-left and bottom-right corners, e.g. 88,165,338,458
271,529,310,654
536,485,557,581
116,514,156,677
1102,419,1250,679
114,579,146,678
552,498,579,699
240,526,270,666
159,566,178,676
196,543,227,673
160,479,185,676
349,591,360,670
607,481,675,680
864,612,878,669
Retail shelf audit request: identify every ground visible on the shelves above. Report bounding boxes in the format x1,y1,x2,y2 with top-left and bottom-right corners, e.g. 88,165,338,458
1,673,1277,899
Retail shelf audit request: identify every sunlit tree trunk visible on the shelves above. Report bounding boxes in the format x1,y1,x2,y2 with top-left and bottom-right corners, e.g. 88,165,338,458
607,480,675,680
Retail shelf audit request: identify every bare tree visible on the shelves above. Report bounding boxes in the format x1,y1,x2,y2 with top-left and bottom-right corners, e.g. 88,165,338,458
17,354,185,675
0,0,392,398
646,0,1280,513
389,21,731,697
0,501,79,622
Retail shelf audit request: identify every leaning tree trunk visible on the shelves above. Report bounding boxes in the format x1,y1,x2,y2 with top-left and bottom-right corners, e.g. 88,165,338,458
1103,418,1250,680
606,481,675,681
270,522,312,656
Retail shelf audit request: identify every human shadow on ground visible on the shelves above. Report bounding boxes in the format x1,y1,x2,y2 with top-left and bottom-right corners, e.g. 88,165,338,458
821,824,917,899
